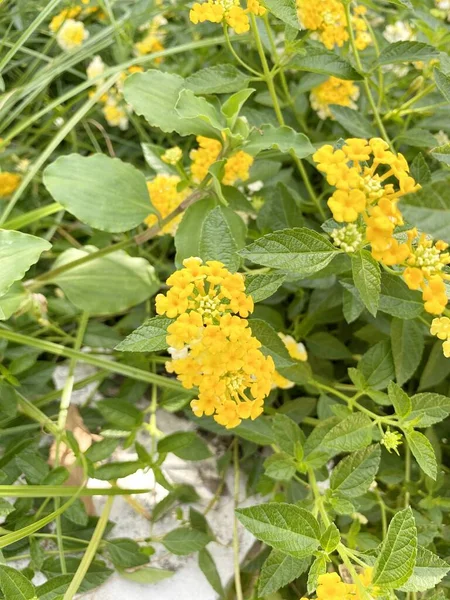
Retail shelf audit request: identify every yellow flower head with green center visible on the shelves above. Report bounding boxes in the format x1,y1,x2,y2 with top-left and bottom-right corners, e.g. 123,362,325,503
381,428,403,454
145,175,190,236
0,172,21,198
296,0,370,51
162,147,183,165
157,258,274,428
310,77,360,120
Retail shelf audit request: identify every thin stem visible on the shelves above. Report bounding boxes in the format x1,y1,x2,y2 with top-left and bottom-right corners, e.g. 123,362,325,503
223,24,262,77
344,2,391,147
249,15,325,218
233,439,244,600
404,442,411,508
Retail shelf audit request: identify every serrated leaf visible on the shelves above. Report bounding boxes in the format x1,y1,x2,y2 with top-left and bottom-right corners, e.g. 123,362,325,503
374,42,439,67
401,176,450,241
431,143,450,166
401,546,450,593
434,68,450,102
372,507,417,588
236,503,320,558
330,105,376,138
239,228,340,276
115,316,172,352
198,205,246,271
43,154,152,233
105,538,149,569
410,153,431,185
245,124,314,158
272,414,303,456
0,565,36,600
158,432,212,461
35,575,72,600
359,341,395,390
264,452,296,481
257,182,304,231
390,318,424,386
419,342,450,390
352,250,381,317
388,382,412,419
96,399,142,429
320,523,340,553
406,431,437,480
162,528,210,555
322,413,373,454
50,246,159,316
198,548,224,596
249,319,296,369
405,393,450,427
263,0,300,28
330,445,381,498
186,64,250,94
379,274,423,319
258,551,309,596
245,272,286,302
396,128,438,149
290,47,363,80
307,555,328,594
0,231,50,298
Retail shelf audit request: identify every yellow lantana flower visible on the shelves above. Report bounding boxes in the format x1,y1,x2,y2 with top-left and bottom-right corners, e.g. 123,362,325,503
145,174,190,236
56,19,89,51
0,172,21,198
310,77,360,120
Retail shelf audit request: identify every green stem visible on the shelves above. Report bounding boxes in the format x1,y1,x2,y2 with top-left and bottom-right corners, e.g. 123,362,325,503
2,203,63,231
344,2,391,147
0,328,187,392
250,15,325,219
404,442,411,508
233,439,244,600
223,24,262,77
63,496,114,600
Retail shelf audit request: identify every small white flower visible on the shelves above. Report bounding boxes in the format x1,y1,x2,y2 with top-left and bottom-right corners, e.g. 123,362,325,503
54,117,65,128
168,346,189,360
87,55,105,80
383,20,414,43
435,130,450,146
247,180,264,193
56,19,89,51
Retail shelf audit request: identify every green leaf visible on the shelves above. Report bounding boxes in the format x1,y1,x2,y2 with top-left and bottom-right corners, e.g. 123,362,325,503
434,68,450,102
234,416,275,445
351,250,380,317
406,431,437,480
388,382,412,419
263,0,299,28
290,47,363,80
64,498,88,527
264,452,296,481
199,205,247,271
162,528,211,555
0,498,14,518
175,89,225,134
245,272,286,302
384,0,412,7
419,342,450,390
390,318,424,386
50,246,159,316
174,198,222,267
0,231,50,297
158,432,212,461
430,143,450,166
85,439,119,463
198,548,224,596
115,316,172,352
272,414,303,456
307,332,351,360
105,538,149,569
245,124,314,159
410,153,431,185
41,558,112,593
330,105,376,138
358,341,395,390
235,503,320,558
405,393,450,427
239,228,340,276
35,575,72,600
372,507,417,588
396,128,438,149
117,567,173,583
258,551,309,596
94,461,144,480
374,42,439,67
248,319,295,369
330,444,381,498
186,64,250,94
43,154,152,233
307,555,328,594
124,70,220,138
0,282,27,322
16,452,49,484
401,176,450,241
322,413,373,454
0,565,36,600
401,546,450,593
379,273,423,319
0,381,18,421
96,399,142,429
257,183,304,231
320,523,340,553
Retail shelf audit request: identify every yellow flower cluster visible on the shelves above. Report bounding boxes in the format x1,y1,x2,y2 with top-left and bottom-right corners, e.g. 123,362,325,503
314,138,449,316
190,136,254,185
310,77,360,120
86,55,145,129
305,569,375,600
156,258,275,429
0,172,21,198
296,0,370,50
189,0,266,34
133,16,166,58
56,18,89,51
431,317,450,358
272,333,308,389
145,175,190,235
